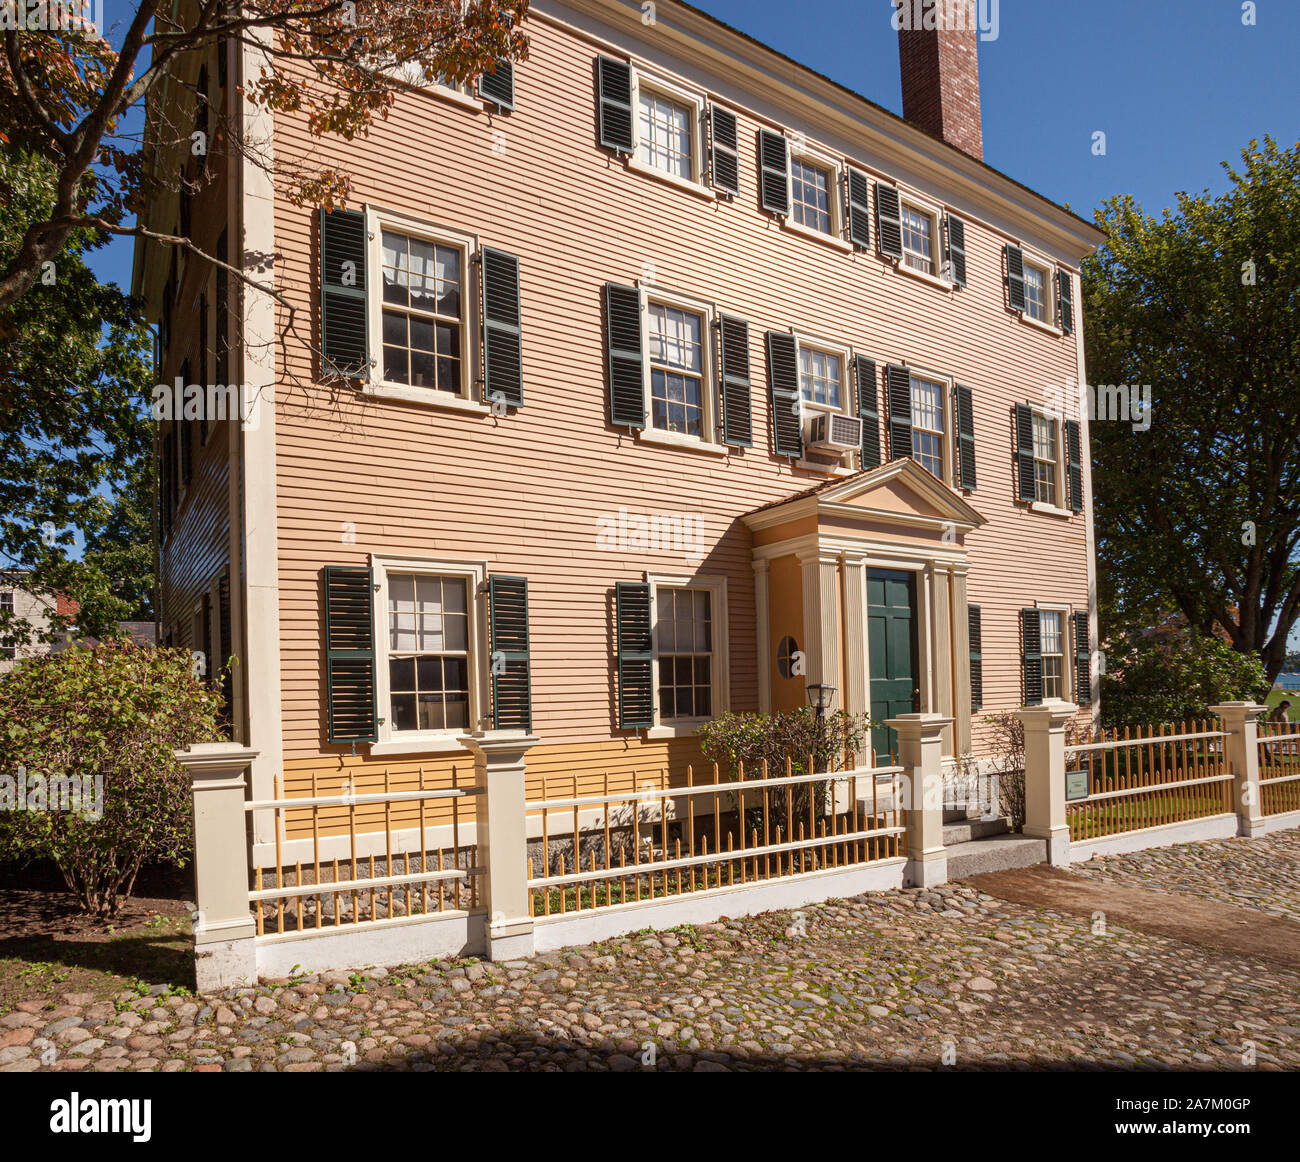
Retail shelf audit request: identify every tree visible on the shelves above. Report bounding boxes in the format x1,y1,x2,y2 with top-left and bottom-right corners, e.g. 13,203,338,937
0,148,153,648
0,0,529,321
1082,137,1300,683
80,453,157,624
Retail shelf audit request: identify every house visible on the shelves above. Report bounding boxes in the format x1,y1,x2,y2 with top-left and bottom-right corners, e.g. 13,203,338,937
135,0,1106,843
0,575,79,674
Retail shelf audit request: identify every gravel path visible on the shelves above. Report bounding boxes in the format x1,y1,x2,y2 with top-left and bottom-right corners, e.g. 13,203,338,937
1071,829,1300,922
3,866,1298,1072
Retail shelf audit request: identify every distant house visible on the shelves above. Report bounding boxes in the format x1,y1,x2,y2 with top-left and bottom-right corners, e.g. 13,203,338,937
0,573,78,674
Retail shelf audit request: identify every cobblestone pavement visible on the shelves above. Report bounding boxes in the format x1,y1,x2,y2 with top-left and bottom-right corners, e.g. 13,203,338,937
1071,829,1300,922
3,870,1298,1072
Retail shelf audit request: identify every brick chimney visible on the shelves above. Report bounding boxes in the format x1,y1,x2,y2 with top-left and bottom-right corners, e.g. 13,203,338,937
897,0,984,160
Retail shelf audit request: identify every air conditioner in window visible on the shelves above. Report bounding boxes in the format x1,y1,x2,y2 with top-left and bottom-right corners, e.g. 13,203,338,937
807,411,863,453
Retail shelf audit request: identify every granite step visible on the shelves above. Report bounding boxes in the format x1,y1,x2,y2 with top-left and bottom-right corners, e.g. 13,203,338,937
946,834,1048,879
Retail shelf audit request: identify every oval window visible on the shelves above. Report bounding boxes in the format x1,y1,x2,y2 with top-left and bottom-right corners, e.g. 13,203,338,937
777,636,801,679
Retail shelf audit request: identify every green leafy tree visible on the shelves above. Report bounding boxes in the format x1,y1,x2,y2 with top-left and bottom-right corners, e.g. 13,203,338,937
1082,136,1300,682
0,641,221,919
81,455,156,624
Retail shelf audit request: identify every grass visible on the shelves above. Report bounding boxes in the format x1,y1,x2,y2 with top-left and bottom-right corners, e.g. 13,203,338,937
1067,792,1229,841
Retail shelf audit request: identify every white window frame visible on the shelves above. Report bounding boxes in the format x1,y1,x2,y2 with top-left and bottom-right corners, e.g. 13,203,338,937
370,555,490,756
907,367,953,486
1028,406,1071,517
0,590,14,662
1020,252,1058,330
645,571,729,738
1035,603,1073,702
637,285,721,453
900,198,939,276
628,69,708,195
784,139,846,247
363,207,487,414
793,331,852,418
382,58,486,113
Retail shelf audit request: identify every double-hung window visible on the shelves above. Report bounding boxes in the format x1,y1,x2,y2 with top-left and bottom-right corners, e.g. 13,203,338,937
791,155,833,234
380,229,465,395
630,72,704,187
910,374,947,480
0,591,14,662
799,345,843,410
647,301,706,437
655,587,713,721
1039,610,1065,700
1023,259,1051,324
1032,412,1060,505
901,203,937,274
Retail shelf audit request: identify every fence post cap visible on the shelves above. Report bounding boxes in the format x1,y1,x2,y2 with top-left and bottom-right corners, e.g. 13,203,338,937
1208,701,1268,718
175,742,259,776
885,713,953,737
457,731,540,763
1015,700,1077,723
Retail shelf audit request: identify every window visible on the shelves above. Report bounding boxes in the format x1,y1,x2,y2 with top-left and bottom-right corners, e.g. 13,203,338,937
791,155,832,234
379,228,467,396
777,635,801,679
1023,260,1049,323
385,573,471,733
1032,412,1059,505
647,301,705,436
1040,610,1065,700
799,346,843,409
901,203,937,274
0,591,13,662
910,374,946,480
655,587,713,720
637,87,693,180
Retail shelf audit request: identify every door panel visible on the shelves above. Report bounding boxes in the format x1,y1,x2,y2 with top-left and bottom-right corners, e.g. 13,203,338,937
867,568,918,762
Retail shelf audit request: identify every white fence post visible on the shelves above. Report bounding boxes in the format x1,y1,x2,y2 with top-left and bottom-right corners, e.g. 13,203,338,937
1209,701,1267,836
888,713,952,888
1017,701,1076,866
179,742,259,991
460,731,539,961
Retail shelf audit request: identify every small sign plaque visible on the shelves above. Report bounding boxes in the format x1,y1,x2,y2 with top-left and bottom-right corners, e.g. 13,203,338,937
1065,768,1090,802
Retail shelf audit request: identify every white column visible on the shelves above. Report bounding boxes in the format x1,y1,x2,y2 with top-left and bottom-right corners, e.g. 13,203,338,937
798,550,841,705
1209,701,1268,836
932,566,953,755
888,713,951,888
1017,701,1077,865
842,555,868,716
951,568,973,756
753,559,771,714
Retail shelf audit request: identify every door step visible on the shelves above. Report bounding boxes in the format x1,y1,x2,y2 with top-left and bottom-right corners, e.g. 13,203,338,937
942,816,1010,846
946,834,1048,879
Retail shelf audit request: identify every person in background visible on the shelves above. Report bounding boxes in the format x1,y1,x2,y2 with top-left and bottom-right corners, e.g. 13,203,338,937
1269,699,1292,724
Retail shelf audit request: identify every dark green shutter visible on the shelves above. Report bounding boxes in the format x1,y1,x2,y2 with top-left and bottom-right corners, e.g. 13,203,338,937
1014,403,1037,502
758,129,789,215
710,105,740,196
876,183,903,259
1022,608,1043,707
946,214,967,287
480,247,522,407
178,358,193,487
478,60,514,109
968,605,983,711
955,383,977,490
855,356,880,469
1065,418,1083,512
320,207,368,377
596,56,633,153
1006,244,1026,313
719,313,752,448
1057,269,1074,335
604,283,645,428
488,575,531,730
616,582,653,730
846,168,872,249
885,363,913,461
1073,610,1091,704
215,229,228,386
325,565,377,743
765,331,802,458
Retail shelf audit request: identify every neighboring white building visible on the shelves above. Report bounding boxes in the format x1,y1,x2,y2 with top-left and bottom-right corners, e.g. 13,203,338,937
0,573,78,674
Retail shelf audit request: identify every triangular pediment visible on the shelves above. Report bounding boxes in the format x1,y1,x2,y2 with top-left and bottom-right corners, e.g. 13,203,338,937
818,458,986,528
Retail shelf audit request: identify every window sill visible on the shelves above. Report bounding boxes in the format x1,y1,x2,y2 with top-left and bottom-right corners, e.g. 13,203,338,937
364,382,491,414
1020,313,1063,337
1030,501,1075,519
637,427,729,456
370,735,472,757
794,457,854,476
626,158,717,202
646,720,709,739
895,262,954,293
780,218,853,253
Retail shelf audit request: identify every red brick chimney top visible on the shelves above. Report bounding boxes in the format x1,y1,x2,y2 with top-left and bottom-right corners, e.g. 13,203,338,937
898,0,984,160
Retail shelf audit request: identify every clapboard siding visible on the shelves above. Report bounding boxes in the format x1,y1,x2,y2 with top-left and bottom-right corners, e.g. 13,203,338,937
261,11,1092,765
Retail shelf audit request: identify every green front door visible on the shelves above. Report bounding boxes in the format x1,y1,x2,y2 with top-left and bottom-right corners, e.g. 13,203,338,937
867,568,919,762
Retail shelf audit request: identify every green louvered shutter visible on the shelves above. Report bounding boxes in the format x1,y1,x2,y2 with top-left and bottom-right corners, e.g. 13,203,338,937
855,356,881,469
885,363,913,461
478,60,514,109
320,207,368,377
1057,269,1074,335
1065,418,1083,512
875,183,903,259
178,359,193,486
1073,610,1092,704
765,331,802,458
481,247,523,407
616,581,653,730
1006,244,1026,313
488,575,532,730
758,129,789,215
596,56,633,153
1022,608,1043,707
604,283,645,428
946,214,967,288
955,383,977,490
968,605,983,711
846,168,872,249
710,105,740,196
324,566,377,743
1014,403,1037,502
719,313,753,448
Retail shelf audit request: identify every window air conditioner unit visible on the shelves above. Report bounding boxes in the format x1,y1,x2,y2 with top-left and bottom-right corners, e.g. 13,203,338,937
807,411,863,452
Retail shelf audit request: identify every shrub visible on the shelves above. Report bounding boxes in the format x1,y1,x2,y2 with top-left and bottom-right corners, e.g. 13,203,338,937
0,641,221,918
1101,629,1270,728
